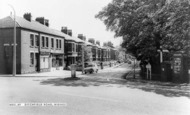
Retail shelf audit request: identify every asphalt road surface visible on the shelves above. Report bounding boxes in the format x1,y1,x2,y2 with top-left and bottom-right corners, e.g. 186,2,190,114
0,63,190,115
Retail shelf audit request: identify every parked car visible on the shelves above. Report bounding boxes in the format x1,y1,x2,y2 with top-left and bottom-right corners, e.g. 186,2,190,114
84,62,98,74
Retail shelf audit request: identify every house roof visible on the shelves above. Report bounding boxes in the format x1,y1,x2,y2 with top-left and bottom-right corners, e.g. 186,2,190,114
0,16,79,42
0,15,98,45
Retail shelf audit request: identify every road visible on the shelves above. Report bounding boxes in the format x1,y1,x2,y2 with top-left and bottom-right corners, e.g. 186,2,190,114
0,63,190,115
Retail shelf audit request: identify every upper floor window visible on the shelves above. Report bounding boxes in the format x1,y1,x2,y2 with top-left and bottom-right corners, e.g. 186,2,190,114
72,43,75,52
46,37,49,47
30,34,34,46
56,39,59,49
35,35,39,47
51,38,54,48
59,40,62,49
42,36,45,47
67,42,72,52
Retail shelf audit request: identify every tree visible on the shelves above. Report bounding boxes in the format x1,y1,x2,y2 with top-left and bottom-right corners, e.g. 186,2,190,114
84,46,92,62
96,0,190,64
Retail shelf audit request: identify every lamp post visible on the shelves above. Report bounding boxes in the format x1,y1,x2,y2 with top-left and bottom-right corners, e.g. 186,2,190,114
8,4,16,76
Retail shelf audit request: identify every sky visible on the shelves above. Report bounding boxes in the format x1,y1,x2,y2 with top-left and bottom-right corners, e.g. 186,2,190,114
0,0,122,47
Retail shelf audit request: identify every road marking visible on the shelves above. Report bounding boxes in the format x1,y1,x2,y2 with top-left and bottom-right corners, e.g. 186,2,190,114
58,92,119,102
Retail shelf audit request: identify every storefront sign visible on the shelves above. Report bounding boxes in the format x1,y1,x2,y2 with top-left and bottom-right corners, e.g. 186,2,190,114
40,51,50,55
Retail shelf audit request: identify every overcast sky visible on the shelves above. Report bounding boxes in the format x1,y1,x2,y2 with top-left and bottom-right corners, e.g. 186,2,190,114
0,0,122,46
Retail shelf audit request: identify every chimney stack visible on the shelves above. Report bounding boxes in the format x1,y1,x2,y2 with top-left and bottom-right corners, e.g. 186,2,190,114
61,27,68,34
23,13,32,21
36,17,49,27
67,29,72,36
78,34,83,40
83,36,86,41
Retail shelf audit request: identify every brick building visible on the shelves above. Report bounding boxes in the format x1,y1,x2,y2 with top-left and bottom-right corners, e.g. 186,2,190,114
0,13,120,74
0,13,67,74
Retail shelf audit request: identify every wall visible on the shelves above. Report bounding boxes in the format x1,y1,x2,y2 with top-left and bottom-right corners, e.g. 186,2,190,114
0,28,21,74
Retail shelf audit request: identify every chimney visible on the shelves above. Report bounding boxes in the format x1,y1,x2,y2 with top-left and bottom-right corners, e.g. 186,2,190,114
78,34,83,40
36,17,49,27
44,19,49,27
61,27,68,34
83,36,86,41
36,17,45,24
23,13,32,21
67,29,72,36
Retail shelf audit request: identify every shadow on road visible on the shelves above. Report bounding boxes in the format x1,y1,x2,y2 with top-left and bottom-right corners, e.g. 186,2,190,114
39,63,190,99
40,75,190,99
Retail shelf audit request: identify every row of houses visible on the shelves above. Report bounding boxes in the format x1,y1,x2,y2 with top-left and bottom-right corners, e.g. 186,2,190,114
0,13,119,74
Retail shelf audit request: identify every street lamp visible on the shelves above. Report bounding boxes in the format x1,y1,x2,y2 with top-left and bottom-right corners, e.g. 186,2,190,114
8,4,16,76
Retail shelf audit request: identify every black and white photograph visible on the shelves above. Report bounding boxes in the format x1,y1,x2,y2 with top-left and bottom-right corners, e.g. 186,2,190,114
0,0,190,115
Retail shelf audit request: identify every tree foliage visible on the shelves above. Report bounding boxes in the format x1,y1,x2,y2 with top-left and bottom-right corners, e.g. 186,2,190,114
96,0,190,63
84,46,92,62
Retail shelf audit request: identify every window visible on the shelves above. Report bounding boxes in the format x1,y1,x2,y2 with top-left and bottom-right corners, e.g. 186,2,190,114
46,37,49,47
30,53,34,66
42,36,45,47
35,35,39,47
67,42,72,52
30,34,34,46
59,40,62,49
72,43,75,52
56,39,59,49
51,38,54,48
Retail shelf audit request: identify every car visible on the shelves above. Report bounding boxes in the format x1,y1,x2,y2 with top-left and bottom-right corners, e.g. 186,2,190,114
84,63,98,74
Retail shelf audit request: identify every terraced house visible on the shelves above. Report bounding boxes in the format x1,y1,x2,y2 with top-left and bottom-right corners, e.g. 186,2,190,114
0,13,119,74
0,13,67,74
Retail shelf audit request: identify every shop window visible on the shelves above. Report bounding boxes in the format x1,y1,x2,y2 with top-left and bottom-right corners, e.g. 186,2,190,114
30,34,34,46
30,53,34,66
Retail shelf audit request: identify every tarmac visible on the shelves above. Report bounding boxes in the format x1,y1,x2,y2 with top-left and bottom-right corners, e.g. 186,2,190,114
0,63,125,78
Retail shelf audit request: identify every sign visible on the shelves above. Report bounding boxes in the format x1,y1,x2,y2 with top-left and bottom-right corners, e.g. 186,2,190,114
4,43,10,46
40,51,50,55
